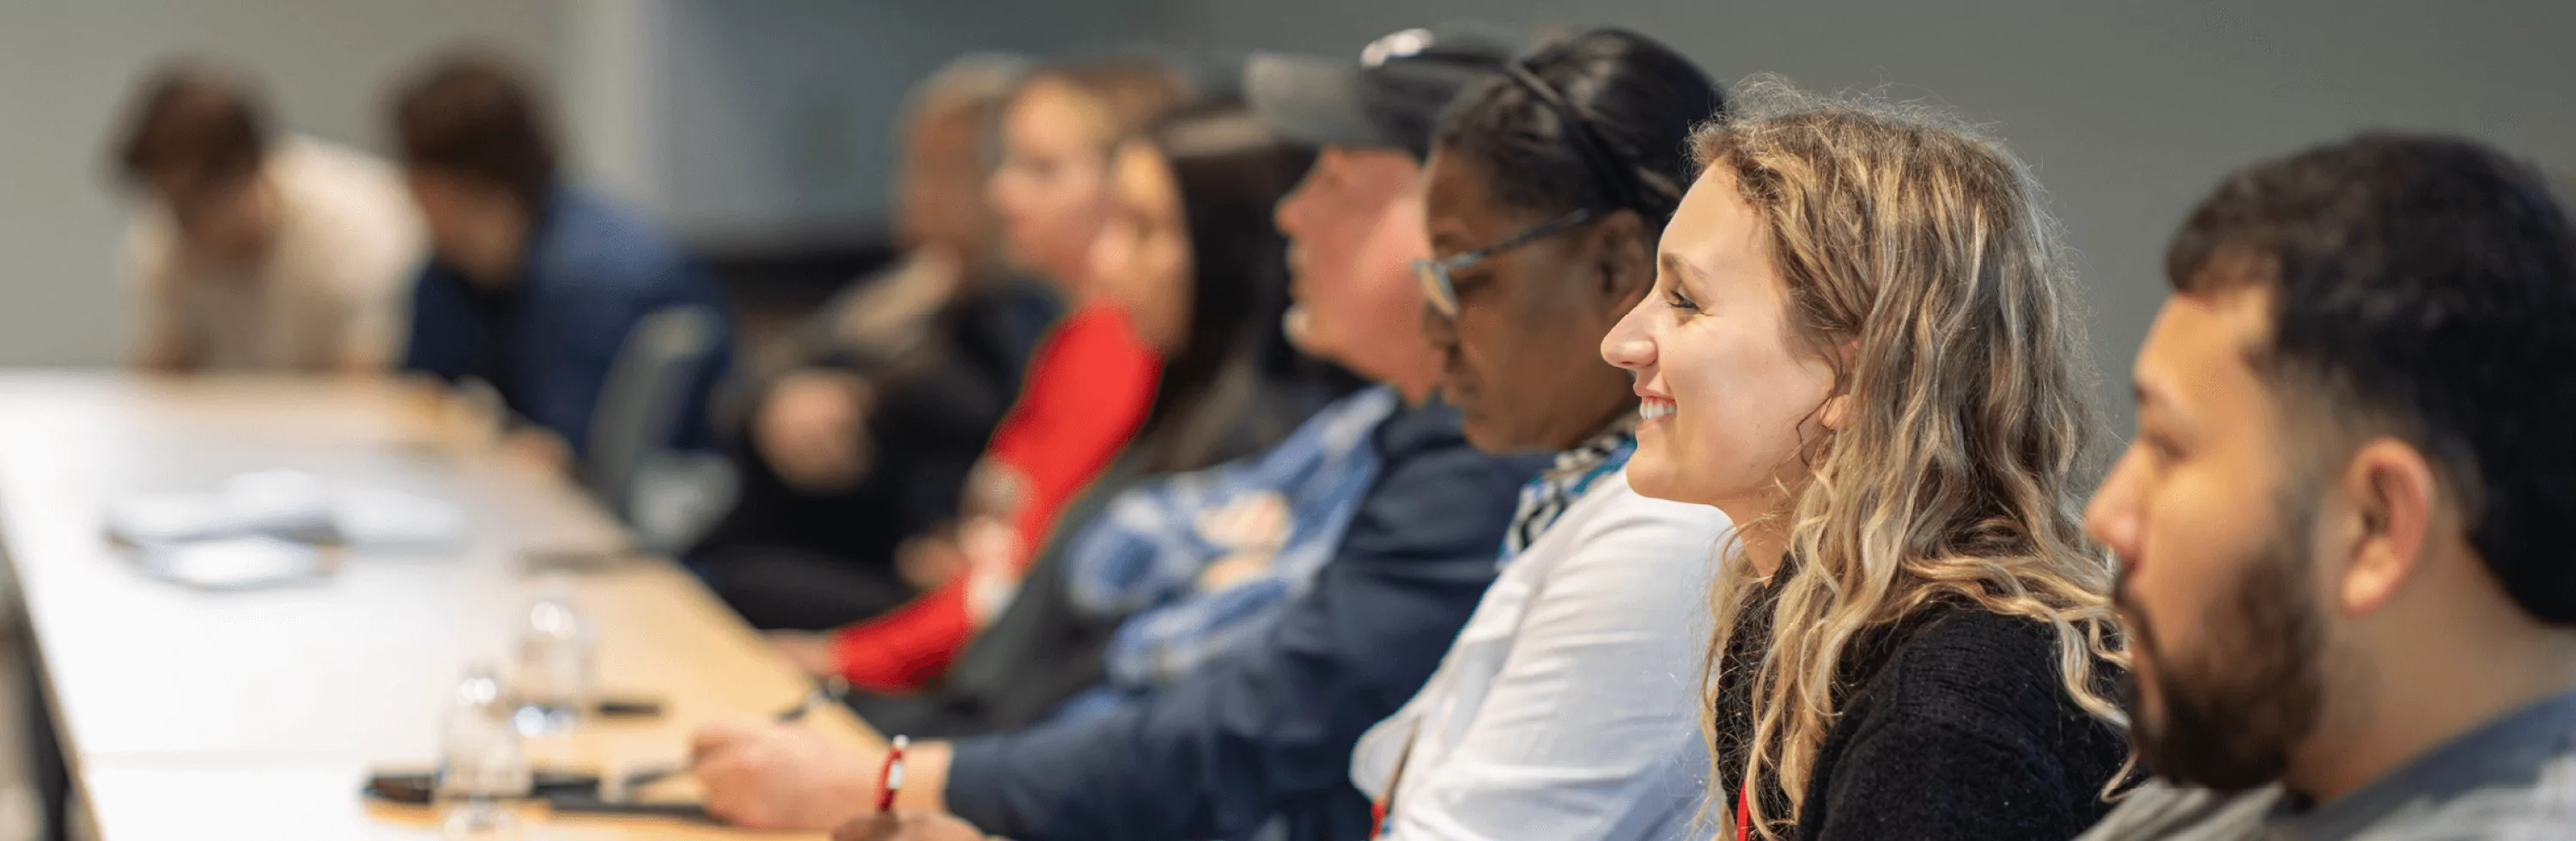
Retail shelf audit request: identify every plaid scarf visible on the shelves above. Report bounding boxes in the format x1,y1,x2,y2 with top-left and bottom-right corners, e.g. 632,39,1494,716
1500,419,1638,562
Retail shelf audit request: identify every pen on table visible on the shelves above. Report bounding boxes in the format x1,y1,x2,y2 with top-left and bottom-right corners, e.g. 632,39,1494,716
778,674,851,722
875,734,908,813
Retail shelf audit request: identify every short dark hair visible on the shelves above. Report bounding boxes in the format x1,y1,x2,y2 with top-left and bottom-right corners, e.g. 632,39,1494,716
112,61,270,188
2168,133,2576,624
1431,28,1723,237
392,51,557,209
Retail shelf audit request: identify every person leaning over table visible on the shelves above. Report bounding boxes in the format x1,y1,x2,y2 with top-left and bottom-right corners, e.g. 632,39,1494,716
391,50,734,472
2075,135,2576,840
696,25,1738,841
1602,81,2136,840
109,59,423,375
687,24,1555,841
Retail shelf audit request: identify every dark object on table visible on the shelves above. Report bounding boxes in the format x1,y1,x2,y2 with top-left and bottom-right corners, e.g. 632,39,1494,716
361,768,598,805
361,768,710,820
546,796,715,821
593,696,665,718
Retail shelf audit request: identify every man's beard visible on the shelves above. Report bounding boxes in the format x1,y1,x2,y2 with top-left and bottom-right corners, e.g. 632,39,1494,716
2116,490,2330,793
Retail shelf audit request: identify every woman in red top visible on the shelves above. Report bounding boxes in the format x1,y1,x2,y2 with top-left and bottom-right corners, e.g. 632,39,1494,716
793,101,1345,693
966,60,1200,551
765,62,1187,689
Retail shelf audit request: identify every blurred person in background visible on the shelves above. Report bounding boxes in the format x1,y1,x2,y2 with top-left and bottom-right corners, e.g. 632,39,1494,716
756,60,1197,690
690,86,1519,838
933,58,1196,575
110,60,422,374
692,53,1067,631
1607,82,2133,840
392,50,734,470
2078,136,2576,839
771,97,1365,692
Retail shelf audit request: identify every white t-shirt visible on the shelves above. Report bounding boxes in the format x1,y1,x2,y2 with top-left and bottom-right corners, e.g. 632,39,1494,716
124,137,423,372
1352,469,1734,841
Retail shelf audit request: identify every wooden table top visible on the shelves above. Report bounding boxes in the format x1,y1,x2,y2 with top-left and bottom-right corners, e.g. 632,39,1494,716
0,374,878,839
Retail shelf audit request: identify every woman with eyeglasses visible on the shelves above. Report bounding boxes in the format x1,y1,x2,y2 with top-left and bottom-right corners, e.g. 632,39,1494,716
1346,28,1735,840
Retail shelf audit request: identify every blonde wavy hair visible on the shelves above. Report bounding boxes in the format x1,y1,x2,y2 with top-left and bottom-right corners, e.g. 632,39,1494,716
1693,78,2130,839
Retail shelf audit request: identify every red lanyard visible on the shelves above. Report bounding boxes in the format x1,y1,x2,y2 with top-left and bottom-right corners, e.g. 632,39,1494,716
1735,783,1753,841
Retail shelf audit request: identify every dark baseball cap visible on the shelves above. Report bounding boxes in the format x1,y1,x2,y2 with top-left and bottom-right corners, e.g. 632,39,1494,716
1242,22,1526,161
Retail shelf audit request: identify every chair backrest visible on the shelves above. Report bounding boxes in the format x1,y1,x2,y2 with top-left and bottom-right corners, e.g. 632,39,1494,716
585,305,720,520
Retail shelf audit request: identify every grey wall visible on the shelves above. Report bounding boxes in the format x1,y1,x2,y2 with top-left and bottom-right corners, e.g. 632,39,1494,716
635,0,1160,244
1133,0,2576,430
0,1,565,366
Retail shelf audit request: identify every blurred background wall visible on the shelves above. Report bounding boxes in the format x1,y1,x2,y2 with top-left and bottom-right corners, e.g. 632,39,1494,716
1,0,2569,428
631,0,1162,244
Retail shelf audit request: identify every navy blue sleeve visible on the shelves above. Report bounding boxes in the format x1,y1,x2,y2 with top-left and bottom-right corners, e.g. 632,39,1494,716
942,436,1538,841
518,257,733,458
514,277,635,458
400,264,471,376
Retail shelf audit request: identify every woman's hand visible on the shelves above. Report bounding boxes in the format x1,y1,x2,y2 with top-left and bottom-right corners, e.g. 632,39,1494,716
500,426,573,475
765,631,841,679
895,533,969,591
756,369,875,492
892,516,1018,593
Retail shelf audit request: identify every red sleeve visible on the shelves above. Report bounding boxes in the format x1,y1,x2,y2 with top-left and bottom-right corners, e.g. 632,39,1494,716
982,302,1161,567
831,580,973,693
829,303,1161,692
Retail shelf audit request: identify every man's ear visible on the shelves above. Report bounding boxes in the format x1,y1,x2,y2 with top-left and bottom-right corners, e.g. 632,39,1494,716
1592,210,1655,315
2335,436,2439,616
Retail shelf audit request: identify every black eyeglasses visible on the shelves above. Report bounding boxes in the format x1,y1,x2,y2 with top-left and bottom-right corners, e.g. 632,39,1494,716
1413,208,1597,318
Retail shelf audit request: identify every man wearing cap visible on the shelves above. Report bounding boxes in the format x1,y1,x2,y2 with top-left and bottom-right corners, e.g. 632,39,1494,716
691,26,1540,841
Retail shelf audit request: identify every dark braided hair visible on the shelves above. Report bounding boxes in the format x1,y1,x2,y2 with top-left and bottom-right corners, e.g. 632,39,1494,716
1431,28,1723,236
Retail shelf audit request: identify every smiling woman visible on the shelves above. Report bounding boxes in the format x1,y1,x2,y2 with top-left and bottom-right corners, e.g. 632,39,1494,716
1601,78,2133,841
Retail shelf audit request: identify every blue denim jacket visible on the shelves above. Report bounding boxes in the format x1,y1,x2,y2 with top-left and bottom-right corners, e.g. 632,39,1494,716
943,398,1549,841
1059,386,1402,701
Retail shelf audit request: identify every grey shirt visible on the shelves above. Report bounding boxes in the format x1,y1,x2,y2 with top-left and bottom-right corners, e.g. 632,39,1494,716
2078,688,2576,840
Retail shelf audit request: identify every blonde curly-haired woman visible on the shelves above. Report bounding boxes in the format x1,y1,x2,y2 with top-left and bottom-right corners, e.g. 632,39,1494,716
1601,79,2136,841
